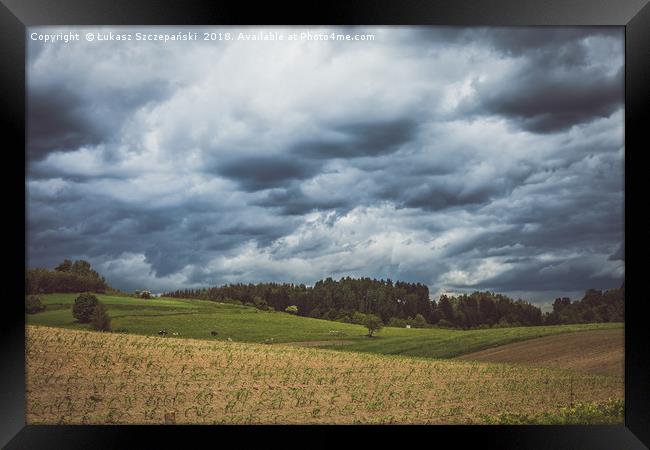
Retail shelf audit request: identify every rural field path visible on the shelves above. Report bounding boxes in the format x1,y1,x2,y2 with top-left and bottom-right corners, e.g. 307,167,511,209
457,328,623,377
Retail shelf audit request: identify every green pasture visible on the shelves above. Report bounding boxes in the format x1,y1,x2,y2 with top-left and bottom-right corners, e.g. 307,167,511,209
27,293,622,359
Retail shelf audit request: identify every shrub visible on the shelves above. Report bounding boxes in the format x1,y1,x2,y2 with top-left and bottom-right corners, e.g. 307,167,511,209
363,314,383,337
387,317,407,328
436,319,454,328
253,296,269,310
285,305,298,314
351,312,367,325
90,301,111,331
222,297,242,305
72,293,99,323
411,313,428,328
25,295,46,314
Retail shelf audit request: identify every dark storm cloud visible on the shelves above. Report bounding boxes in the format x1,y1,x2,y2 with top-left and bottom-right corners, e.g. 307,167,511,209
27,181,302,279
411,27,622,59
28,200,178,262
355,154,533,213
608,243,625,261
254,186,350,216
460,28,624,133
450,256,621,293
28,197,210,271
26,26,624,300
291,119,418,159
219,222,294,247
445,213,622,262
478,28,622,57
28,79,173,160
437,160,624,259
28,85,106,159
215,156,321,192
402,187,493,211
471,66,623,133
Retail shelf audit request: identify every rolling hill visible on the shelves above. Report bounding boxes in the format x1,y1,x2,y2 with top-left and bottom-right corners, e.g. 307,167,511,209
26,293,623,359
457,328,624,376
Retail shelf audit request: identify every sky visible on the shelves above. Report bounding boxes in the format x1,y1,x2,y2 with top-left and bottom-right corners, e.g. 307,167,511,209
26,26,625,306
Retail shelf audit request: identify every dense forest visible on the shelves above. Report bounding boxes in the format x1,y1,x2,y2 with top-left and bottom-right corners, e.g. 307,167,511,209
26,259,109,294
164,277,625,329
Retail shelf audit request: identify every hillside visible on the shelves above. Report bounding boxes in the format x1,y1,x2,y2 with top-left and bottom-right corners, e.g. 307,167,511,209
27,293,623,359
457,328,624,376
26,326,623,425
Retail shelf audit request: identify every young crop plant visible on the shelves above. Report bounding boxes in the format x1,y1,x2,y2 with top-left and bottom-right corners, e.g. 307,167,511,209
25,326,624,425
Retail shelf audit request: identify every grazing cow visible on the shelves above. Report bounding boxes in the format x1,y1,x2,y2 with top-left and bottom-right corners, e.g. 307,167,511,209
158,330,168,336
210,331,218,336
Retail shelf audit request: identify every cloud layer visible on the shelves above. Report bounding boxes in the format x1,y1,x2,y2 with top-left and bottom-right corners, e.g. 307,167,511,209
26,26,624,304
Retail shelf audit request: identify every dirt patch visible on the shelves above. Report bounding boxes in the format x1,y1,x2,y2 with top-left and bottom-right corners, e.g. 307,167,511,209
457,329,623,377
283,340,354,347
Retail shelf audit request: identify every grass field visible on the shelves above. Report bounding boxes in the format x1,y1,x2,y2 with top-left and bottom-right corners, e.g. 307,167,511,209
457,329,624,377
27,293,623,359
26,326,624,425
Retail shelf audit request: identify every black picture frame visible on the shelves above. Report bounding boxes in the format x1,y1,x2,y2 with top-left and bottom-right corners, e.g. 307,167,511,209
2,0,648,448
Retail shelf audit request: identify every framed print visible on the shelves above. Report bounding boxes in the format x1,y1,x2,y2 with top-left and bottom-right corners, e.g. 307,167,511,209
1,0,649,448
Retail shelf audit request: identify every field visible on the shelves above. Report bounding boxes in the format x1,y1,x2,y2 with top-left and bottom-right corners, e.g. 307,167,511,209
27,293,622,359
26,293,625,424
26,326,624,425
457,329,624,377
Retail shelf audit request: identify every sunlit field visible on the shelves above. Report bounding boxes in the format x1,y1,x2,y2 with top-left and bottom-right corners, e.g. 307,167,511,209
26,326,623,425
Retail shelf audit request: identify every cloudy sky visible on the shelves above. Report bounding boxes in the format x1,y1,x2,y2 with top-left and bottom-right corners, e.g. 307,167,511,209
26,26,624,305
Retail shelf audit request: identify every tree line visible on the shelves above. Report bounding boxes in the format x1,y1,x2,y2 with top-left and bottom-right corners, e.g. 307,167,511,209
26,259,109,294
164,277,625,328
25,259,624,329
544,286,624,325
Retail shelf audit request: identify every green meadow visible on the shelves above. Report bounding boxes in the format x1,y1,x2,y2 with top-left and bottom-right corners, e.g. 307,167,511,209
27,293,622,359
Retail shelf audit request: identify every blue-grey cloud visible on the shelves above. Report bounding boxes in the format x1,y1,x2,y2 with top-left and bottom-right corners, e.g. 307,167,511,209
291,119,418,159
253,186,351,216
28,78,173,160
215,156,321,192
461,28,624,133
26,26,624,303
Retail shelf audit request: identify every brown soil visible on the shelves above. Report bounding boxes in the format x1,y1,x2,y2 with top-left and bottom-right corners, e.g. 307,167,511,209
25,326,623,424
457,329,623,377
